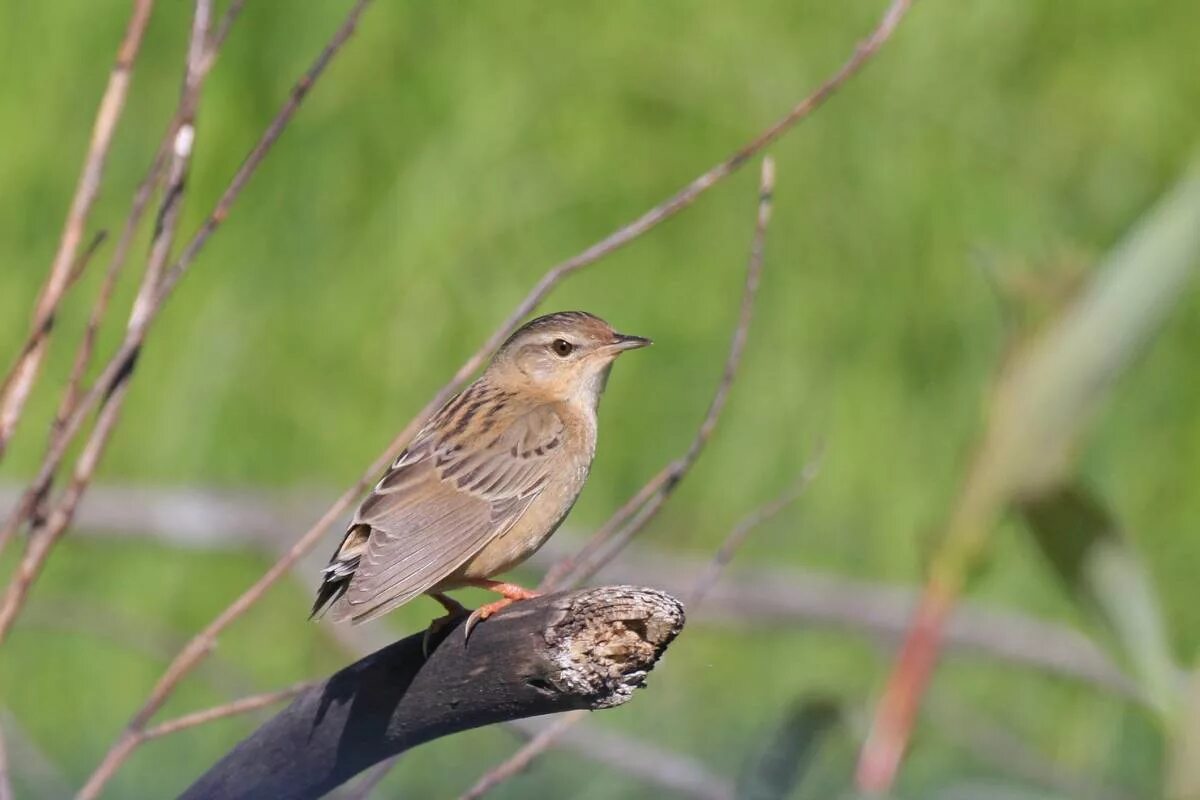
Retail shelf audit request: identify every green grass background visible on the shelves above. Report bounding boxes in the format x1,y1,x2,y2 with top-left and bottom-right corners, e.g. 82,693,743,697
1,0,1198,797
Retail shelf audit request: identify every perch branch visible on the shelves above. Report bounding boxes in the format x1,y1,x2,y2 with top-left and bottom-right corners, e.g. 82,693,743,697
0,0,155,459
177,587,684,800
84,0,913,791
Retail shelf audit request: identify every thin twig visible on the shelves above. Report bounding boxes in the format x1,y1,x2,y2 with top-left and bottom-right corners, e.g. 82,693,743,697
552,156,776,591
0,0,238,561
460,157,780,799
538,464,674,590
82,0,913,790
685,450,823,607
75,4,376,797
142,682,312,741
0,229,108,558
66,231,110,291
508,719,736,800
204,0,247,68
0,0,217,648
157,0,370,304
0,0,155,459
459,712,586,800
0,0,369,562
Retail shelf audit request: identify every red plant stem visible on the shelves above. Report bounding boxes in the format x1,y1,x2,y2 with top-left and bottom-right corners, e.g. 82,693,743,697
855,581,955,792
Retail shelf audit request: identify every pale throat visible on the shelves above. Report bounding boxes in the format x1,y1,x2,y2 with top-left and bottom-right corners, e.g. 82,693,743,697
573,361,613,413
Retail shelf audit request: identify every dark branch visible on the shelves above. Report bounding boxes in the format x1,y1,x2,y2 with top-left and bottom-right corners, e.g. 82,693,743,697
179,586,684,800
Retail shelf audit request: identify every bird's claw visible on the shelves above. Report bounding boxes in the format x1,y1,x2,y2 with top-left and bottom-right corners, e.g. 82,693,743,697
462,598,517,643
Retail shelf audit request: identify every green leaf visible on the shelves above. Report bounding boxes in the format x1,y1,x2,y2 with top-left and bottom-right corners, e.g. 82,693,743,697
1020,484,1179,718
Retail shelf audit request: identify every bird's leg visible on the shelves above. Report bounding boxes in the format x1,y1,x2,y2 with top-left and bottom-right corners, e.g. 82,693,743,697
423,592,469,657
462,580,543,640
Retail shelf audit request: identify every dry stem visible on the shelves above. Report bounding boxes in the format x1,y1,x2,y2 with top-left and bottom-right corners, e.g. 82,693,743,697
0,0,155,459
0,0,217,646
548,156,776,591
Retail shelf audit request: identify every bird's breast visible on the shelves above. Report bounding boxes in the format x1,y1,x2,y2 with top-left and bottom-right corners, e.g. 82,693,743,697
450,412,595,581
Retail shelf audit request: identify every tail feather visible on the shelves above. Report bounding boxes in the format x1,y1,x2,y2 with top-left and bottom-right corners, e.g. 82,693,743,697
310,524,369,619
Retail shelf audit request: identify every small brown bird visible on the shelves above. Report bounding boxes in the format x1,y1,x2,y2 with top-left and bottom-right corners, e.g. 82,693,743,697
312,311,650,637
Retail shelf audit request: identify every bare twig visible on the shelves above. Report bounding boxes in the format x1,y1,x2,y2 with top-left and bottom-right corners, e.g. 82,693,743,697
459,713,585,800
538,465,672,590
58,0,248,451
685,450,823,607
74,4,375,797
0,228,109,558
204,0,247,68
547,156,776,592
142,682,312,741
66,231,110,293
0,0,362,641
0,0,155,459
0,0,217,648
0,0,237,562
83,0,914,790
508,719,735,800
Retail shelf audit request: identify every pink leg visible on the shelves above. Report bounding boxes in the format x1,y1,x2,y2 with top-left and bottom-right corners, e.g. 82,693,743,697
462,580,543,640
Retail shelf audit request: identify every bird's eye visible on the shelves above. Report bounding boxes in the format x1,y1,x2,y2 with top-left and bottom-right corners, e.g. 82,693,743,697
550,339,574,357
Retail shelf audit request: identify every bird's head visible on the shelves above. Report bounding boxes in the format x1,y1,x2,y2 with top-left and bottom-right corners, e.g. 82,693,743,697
487,311,651,405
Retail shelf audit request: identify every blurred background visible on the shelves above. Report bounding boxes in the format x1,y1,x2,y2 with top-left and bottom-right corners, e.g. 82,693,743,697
1,0,1198,797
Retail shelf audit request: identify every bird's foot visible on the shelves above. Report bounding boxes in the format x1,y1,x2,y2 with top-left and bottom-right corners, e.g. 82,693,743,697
462,581,542,641
422,592,469,657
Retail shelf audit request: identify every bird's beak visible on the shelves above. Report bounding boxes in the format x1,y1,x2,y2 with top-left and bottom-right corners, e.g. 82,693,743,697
608,332,653,352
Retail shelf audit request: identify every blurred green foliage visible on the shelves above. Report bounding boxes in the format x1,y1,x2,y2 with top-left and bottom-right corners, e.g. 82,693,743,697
1,0,1198,797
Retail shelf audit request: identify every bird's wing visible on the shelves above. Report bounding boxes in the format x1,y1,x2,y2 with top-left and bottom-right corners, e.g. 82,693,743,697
334,401,566,622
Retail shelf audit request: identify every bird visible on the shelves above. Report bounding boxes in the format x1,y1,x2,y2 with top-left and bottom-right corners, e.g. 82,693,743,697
311,310,651,641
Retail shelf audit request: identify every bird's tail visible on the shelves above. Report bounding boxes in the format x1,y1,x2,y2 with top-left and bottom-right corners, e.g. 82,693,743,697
309,524,369,619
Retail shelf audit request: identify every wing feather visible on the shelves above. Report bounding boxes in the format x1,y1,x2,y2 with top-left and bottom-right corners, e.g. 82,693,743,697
322,398,566,623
